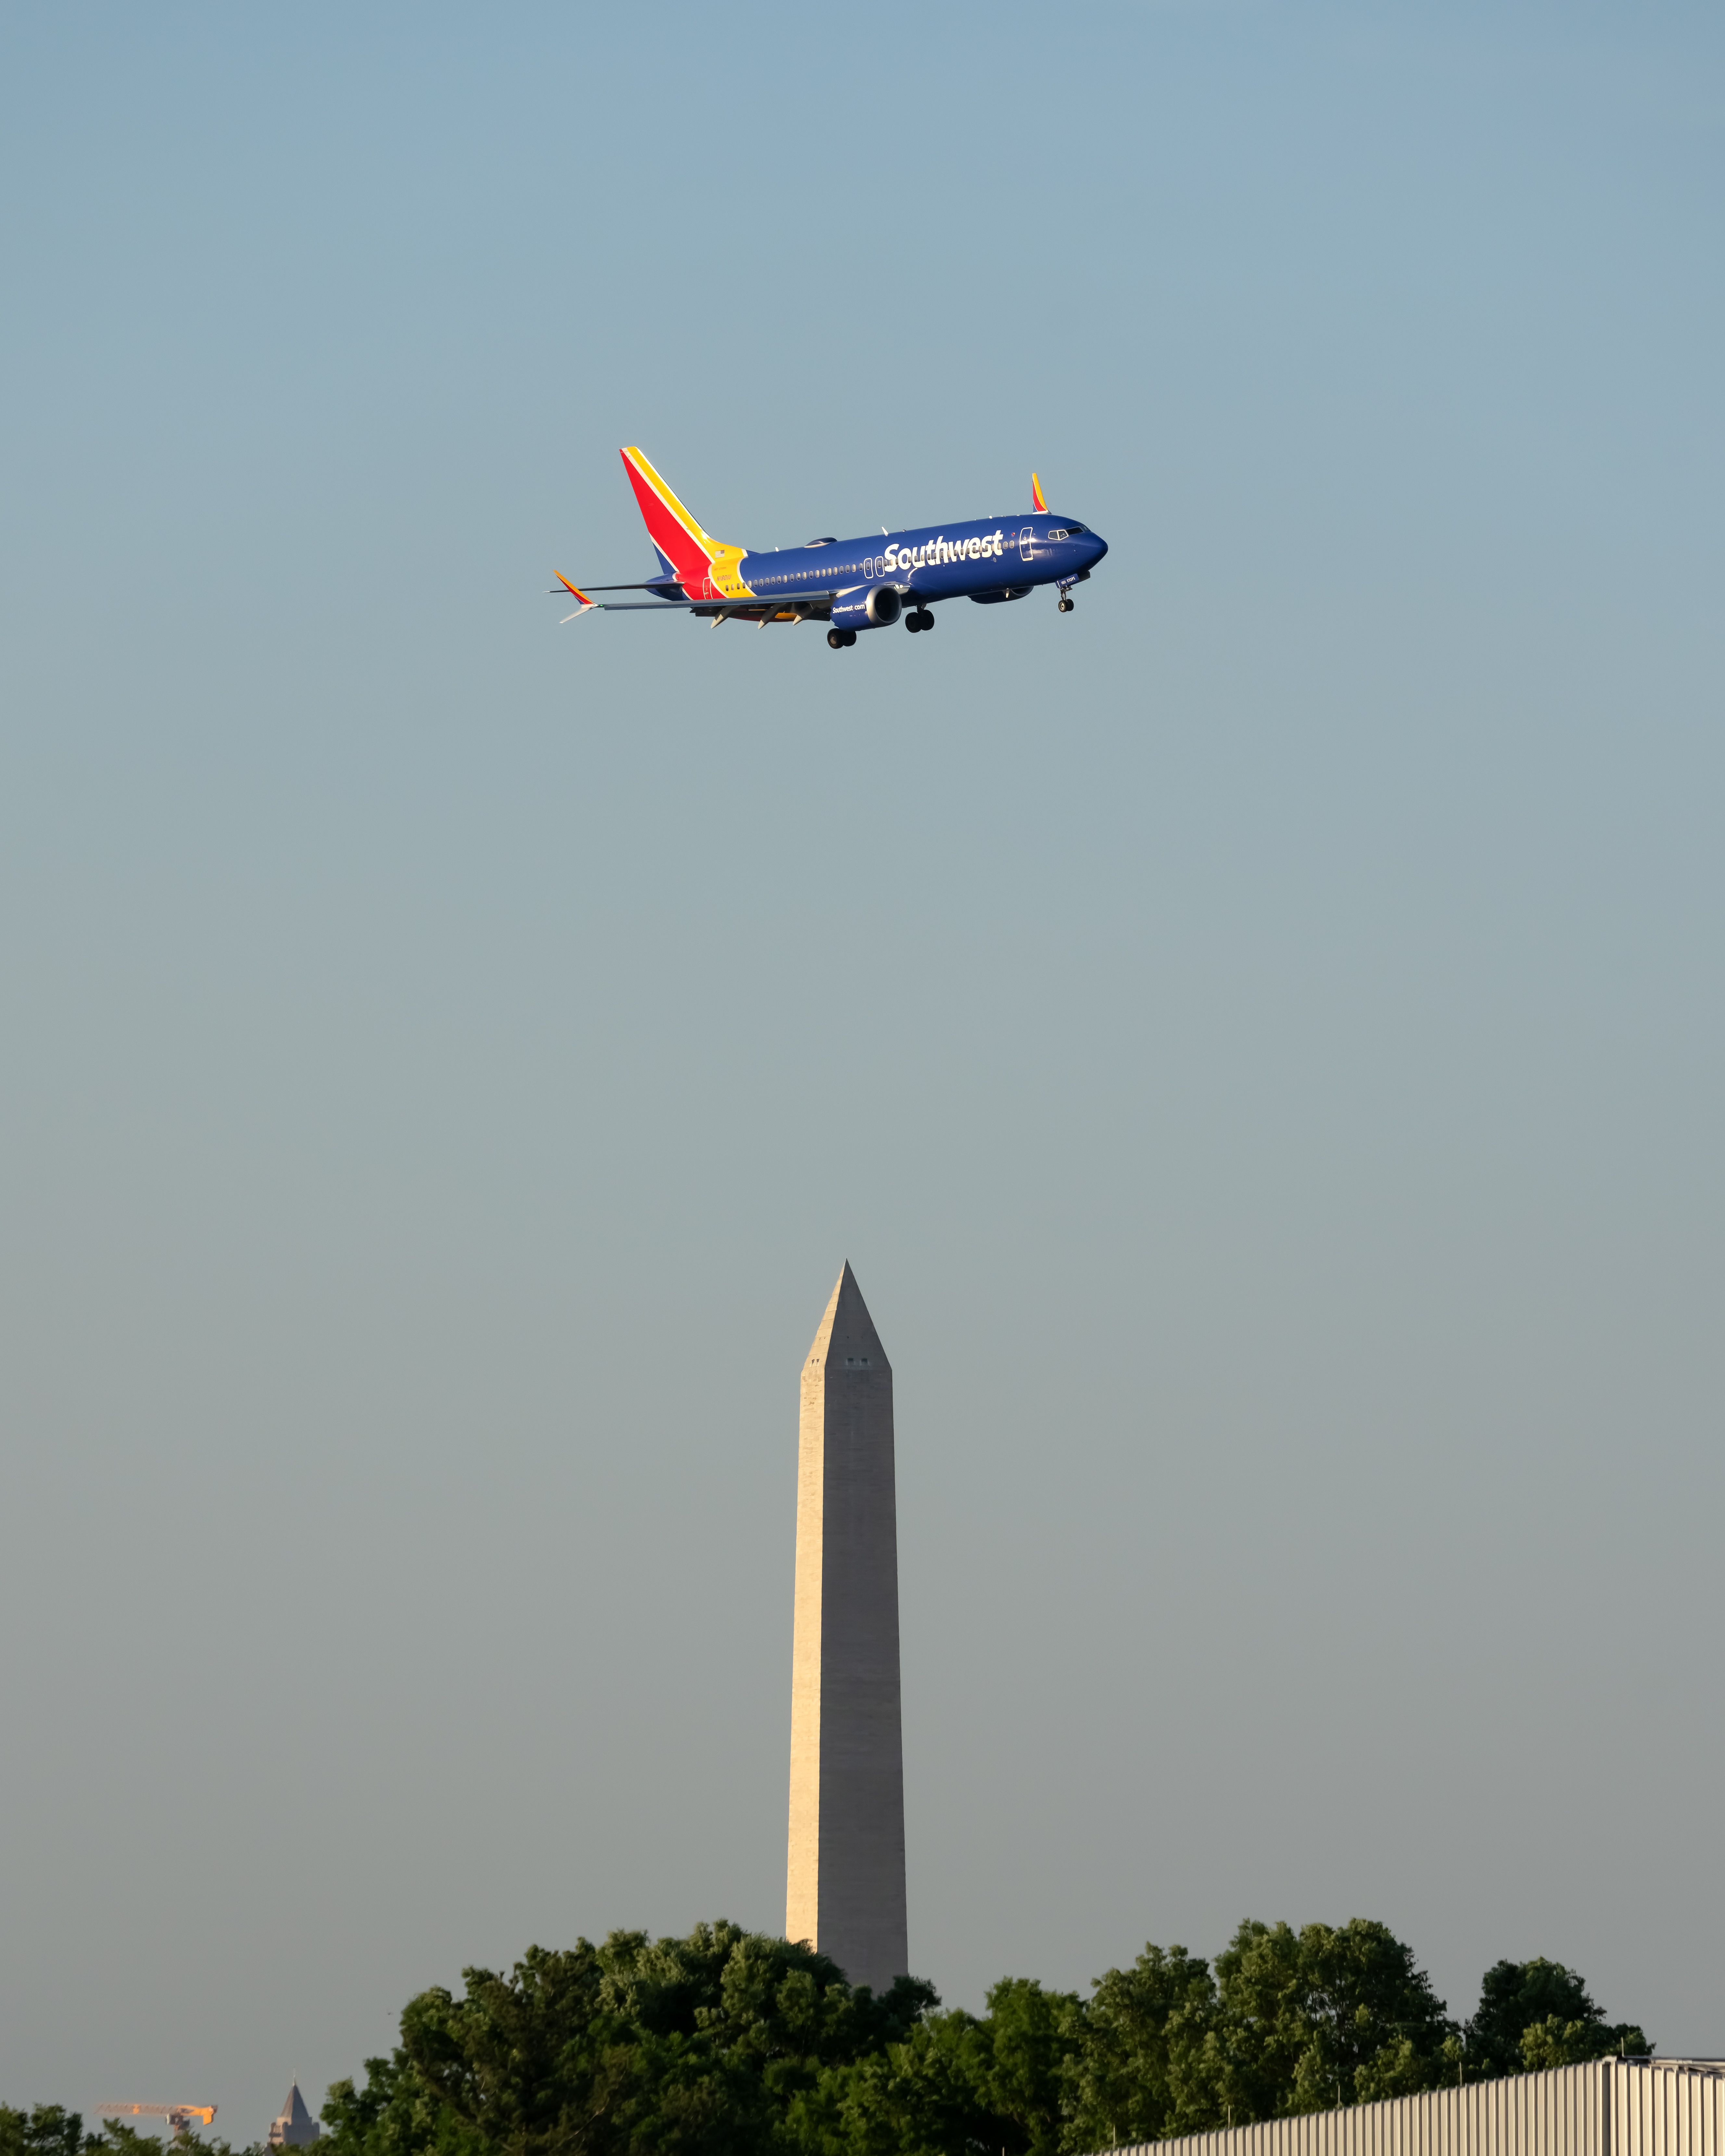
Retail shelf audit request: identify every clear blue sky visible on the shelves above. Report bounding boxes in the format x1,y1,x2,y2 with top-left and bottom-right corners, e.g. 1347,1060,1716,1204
2,1,1721,2138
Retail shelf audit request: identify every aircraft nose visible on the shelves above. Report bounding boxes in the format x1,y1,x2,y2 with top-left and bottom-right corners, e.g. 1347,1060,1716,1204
1085,531,1108,567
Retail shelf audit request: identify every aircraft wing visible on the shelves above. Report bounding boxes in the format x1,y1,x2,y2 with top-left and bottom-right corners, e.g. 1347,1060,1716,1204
554,571,843,622
585,592,840,611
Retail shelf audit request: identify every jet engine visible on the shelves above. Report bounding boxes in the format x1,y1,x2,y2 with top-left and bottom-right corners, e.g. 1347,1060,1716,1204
829,584,903,632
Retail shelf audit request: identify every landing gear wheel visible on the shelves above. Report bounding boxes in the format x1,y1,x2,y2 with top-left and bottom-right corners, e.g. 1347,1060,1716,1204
907,608,934,633
843,628,856,645
828,628,845,649
1058,597,1074,613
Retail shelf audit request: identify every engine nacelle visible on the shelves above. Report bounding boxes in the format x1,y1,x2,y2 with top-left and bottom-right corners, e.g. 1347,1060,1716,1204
829,584,902,632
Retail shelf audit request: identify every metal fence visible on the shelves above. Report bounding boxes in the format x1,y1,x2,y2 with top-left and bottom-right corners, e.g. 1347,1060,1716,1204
1101,2061,1725,2156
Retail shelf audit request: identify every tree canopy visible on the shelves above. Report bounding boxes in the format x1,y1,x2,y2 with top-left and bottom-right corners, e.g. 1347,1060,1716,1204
0,2108,97,2156
322,1921,935,2156
6,1919,1652,2156
1465,1960,1650,2080
0,2121,252,2156
311,1921,1654,2156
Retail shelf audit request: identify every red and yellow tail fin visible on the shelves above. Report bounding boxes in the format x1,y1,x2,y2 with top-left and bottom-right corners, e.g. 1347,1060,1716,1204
620,446,729,587
1031,472,1048,514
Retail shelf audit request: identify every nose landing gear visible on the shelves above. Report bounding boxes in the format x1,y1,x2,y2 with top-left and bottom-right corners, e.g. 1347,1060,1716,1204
1056,580,1077,613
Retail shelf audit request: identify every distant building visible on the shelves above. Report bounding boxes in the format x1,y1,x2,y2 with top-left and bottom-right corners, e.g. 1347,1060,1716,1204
266,2086,320,2149
1089,2059,1725,2156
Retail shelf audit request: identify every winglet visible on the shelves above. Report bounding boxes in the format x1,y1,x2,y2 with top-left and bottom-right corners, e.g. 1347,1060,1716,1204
555,572,597,622
1031,472,1048,514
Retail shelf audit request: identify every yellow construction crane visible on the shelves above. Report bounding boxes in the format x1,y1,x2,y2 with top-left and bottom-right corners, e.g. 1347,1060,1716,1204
95,2106,217,2141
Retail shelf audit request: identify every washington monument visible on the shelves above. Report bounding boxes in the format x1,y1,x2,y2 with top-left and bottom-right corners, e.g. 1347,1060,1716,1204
785,1263,908,1993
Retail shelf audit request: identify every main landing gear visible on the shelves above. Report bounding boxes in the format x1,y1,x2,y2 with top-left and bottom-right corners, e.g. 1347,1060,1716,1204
905,608,935,633
827,627,857,649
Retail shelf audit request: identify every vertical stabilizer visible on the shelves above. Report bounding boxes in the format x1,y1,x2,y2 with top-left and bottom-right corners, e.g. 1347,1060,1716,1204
618,446,750,597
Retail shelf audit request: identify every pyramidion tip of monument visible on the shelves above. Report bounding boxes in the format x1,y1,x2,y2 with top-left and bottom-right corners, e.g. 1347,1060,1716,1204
805,1258,888,1373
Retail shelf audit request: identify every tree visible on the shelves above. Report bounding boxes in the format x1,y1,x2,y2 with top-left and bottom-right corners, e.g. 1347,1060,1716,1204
321,2043,481,2156
964,1978,1086,2156
320,1921,936,2156
1210,1920,1455,2119
793,1977,1083,2156
1465,1961,1650,2080
793,2007,1002,2156
1063,1943,1222,2150
0,2120,257,2156
0,2108,95,2156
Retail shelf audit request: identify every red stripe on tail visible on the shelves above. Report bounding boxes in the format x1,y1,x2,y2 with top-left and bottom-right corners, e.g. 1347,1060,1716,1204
620,449,712,586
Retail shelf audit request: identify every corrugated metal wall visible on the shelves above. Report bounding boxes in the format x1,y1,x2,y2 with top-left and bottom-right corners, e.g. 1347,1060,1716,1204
1102,2061,1725,2156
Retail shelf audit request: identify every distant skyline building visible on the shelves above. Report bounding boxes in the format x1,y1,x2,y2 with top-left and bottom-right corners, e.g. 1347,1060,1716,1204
267,2085,320,2149
785,1263,908,1993
1094,2060,1725,2156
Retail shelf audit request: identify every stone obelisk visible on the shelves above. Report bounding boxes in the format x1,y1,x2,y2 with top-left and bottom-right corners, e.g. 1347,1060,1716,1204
785,1262,908,1992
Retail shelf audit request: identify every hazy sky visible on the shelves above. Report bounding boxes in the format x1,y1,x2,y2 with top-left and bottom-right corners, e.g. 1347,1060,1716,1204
2,1,1721,2140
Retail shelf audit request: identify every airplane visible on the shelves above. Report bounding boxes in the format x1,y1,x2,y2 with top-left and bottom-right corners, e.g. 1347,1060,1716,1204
552,448,1108,649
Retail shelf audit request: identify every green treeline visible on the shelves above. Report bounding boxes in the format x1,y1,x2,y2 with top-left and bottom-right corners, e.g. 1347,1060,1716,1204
319,1918,1647,2156
0,2121,248,2156
0,1921,1650,2156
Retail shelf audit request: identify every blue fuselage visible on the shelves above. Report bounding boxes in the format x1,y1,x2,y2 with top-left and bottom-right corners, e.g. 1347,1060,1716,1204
706,511,1107,620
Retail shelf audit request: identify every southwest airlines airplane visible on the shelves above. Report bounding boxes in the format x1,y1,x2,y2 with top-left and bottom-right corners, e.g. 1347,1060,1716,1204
554,447,1108,648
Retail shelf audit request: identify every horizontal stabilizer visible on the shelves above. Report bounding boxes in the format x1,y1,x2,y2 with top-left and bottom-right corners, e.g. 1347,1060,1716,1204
555,572,596,623
549,577,684,596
